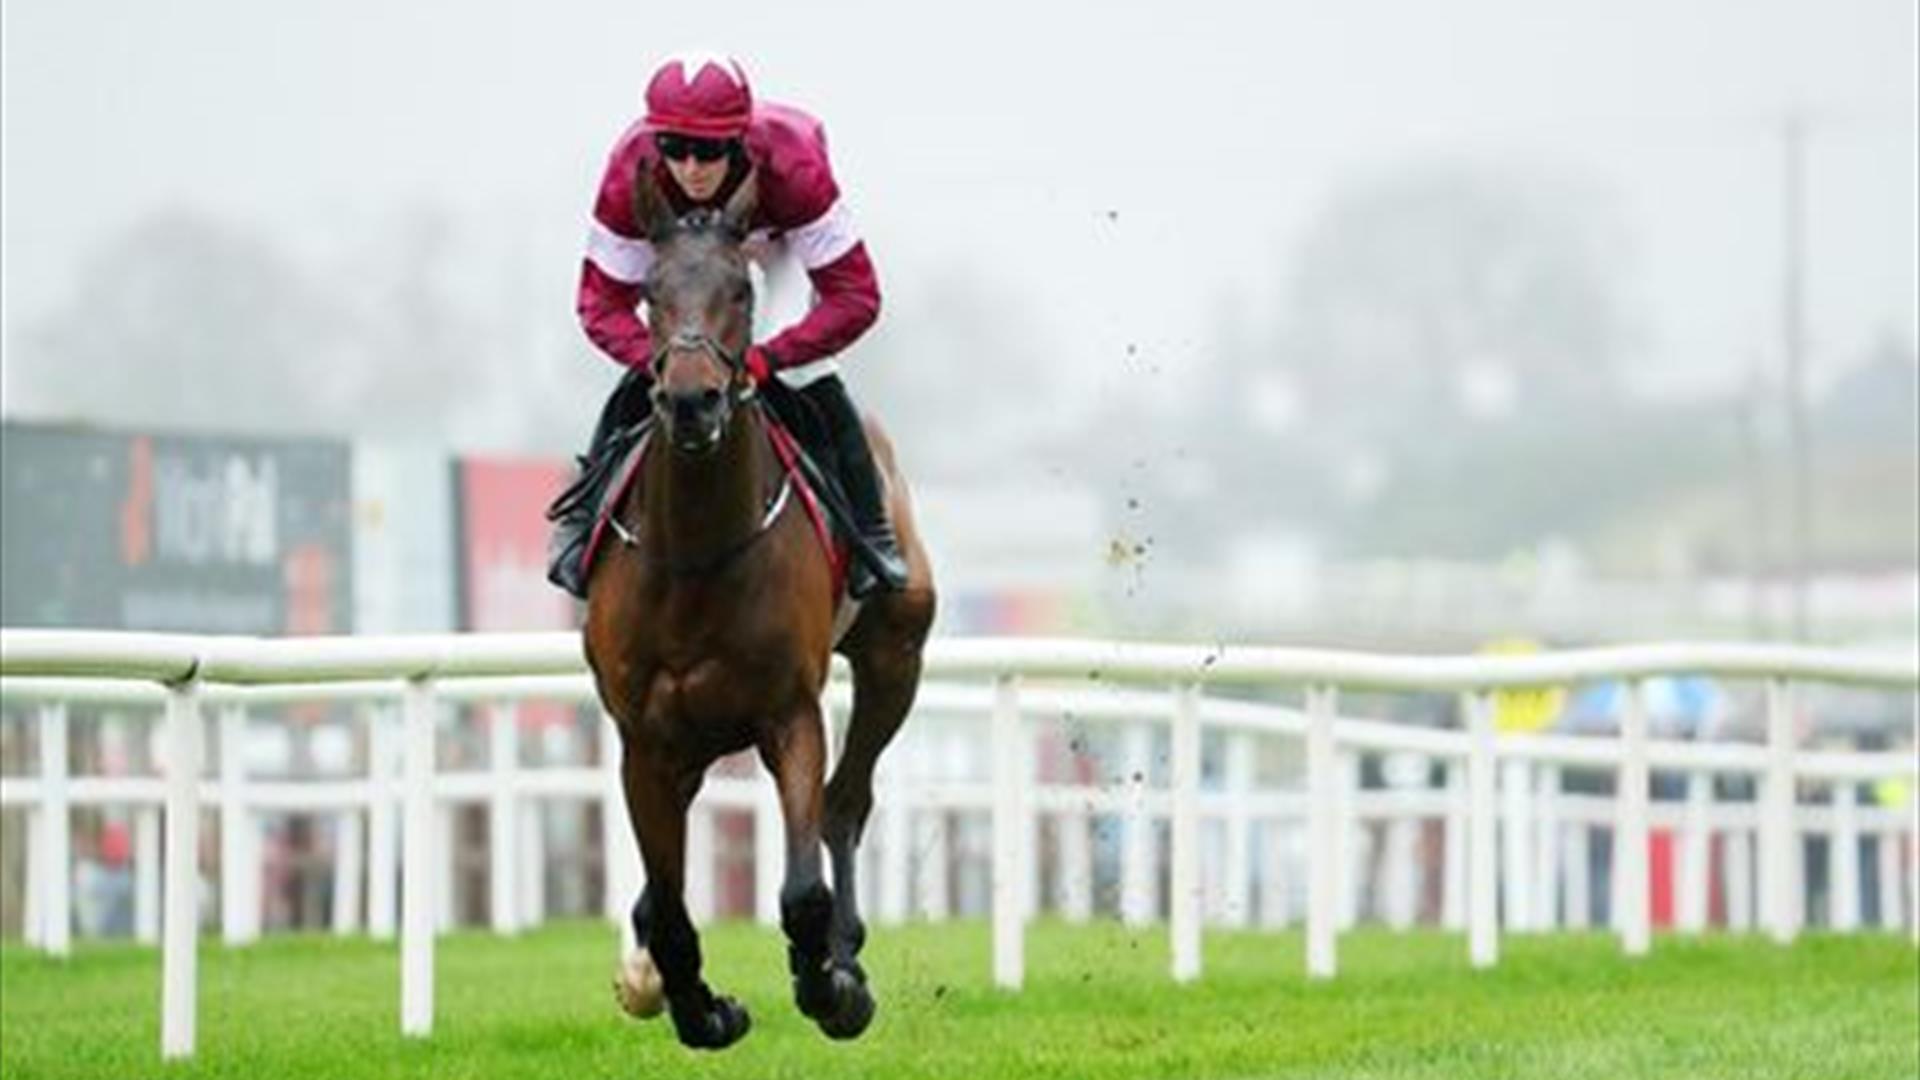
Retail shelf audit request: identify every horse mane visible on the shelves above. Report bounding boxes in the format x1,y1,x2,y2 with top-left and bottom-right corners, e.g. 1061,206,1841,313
667,208,739,241
634,165,760,244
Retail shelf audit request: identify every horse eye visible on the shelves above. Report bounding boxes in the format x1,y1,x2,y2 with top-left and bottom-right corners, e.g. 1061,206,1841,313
732,284,751,305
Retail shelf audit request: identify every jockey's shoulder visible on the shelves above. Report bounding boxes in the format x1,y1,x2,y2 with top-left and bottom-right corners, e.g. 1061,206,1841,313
745,101,828,159
743,101,842,226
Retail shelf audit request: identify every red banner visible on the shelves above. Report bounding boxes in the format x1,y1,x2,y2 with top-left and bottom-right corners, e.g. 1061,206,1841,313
458,457,574,632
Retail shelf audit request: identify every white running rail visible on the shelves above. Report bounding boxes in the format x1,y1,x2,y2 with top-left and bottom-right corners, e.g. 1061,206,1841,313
1,629,1915,1061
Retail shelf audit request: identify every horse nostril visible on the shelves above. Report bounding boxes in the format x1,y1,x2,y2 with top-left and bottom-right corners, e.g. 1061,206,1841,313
700,387,723,409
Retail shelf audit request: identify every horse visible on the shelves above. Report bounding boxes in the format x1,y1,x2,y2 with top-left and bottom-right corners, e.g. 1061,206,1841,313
582,168,937,1050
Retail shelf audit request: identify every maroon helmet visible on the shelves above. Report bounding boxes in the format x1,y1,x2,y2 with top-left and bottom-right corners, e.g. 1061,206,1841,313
644,51,753,139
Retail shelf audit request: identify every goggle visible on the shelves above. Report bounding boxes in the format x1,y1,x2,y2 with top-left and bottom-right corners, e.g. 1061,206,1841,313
655,133,736,164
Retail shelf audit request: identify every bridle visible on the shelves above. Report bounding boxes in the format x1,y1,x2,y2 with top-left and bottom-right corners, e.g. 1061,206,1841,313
625,250,787,577
647,328,756,406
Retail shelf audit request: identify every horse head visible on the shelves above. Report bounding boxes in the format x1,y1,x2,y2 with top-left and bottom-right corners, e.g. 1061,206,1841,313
636,169,760,454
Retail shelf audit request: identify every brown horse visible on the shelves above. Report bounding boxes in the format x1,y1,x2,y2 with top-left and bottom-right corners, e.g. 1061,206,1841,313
583,170,936,1050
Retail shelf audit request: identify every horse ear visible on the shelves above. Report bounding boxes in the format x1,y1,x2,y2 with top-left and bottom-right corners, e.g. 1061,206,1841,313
720,169,759,238
633,161,675,241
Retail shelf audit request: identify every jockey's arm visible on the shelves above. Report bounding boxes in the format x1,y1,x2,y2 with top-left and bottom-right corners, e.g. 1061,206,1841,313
576,258,653,369
761,241,881,369
576,134,658,370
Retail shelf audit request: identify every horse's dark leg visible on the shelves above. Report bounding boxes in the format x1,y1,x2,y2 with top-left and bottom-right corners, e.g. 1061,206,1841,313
620,742,750,1050
628,885,653,948
825,598,935,970
761,700,874,1040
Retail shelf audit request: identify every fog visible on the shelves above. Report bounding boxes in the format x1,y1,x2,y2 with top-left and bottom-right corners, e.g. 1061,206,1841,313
3,0,1915,643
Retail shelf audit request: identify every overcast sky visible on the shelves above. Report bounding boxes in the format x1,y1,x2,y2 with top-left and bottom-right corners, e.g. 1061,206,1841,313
3,0,1914,423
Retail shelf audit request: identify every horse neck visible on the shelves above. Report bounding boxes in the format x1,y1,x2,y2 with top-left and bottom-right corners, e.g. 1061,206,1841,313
644,406,772,567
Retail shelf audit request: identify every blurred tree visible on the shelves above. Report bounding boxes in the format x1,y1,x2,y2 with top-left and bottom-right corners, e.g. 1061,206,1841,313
1814,330,1919,451
10,206,575,450
15,210,356,434
1280,161,1637,440
855,264,1065,484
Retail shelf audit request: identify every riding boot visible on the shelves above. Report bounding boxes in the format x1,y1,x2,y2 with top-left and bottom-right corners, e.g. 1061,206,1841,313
546,367,654,599
800,376,909,597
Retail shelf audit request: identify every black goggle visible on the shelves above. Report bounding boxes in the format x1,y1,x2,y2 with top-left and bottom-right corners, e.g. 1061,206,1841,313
655,133,736,163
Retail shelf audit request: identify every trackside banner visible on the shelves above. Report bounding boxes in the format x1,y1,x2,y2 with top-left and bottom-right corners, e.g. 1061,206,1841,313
1,422,353,634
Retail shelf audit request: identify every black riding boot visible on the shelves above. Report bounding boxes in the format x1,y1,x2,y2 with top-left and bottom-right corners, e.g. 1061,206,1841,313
545,367,654,599
800,376,909,597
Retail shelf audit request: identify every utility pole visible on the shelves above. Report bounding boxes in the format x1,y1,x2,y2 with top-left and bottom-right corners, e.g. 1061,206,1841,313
1780,112,1812,642
1740,357,1773,639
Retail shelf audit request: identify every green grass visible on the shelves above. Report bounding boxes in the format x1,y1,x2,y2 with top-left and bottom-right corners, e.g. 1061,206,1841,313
1,921,1915,1079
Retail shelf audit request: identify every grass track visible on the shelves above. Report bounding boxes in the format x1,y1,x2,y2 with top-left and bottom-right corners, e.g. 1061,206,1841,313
2,921,1915,1079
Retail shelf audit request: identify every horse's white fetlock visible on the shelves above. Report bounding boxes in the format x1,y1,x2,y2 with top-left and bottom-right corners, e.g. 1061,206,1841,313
614,948,666,1019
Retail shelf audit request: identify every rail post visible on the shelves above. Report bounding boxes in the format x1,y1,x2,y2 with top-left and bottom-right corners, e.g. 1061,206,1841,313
1535,764,1563,931
160,682,203,1060
1221,731,1256,928
1466,690,1498,969
1501,758,1534,932
332,810,364,935
598,712,644,939
1761,679,1801,944
37,702,70,957
1441,760,1466,931
135,808,161,944
1169,682,1202,982
400,677,437,1037
218,703,258,945
1616,680,1651,956
990,674,1025,989
1830,778,1861,932
488,702,521,934
1678,769,1712,933
1120,721,1154,927
1305,684,1339,978
367,704,399,940
1336,749,1360,931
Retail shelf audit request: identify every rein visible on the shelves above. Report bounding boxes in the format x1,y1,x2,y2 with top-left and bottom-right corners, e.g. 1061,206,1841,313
608,401,793,579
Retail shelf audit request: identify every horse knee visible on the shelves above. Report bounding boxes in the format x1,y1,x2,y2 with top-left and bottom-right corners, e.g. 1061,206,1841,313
781,880,834,959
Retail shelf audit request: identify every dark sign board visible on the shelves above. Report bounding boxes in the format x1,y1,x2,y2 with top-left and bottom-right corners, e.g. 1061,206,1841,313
1,423,353,633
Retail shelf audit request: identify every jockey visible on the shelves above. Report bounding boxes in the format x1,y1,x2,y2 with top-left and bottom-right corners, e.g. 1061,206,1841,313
549,51,910,600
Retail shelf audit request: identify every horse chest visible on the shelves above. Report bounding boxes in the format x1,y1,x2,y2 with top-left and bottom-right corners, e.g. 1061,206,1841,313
644,660,743,718
622,653,772,755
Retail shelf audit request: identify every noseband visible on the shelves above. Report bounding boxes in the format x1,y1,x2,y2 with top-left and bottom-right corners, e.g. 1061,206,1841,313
648,329,757,447
650,329,749,387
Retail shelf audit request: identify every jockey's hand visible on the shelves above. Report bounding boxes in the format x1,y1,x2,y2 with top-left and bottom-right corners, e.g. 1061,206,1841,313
744,345,775,385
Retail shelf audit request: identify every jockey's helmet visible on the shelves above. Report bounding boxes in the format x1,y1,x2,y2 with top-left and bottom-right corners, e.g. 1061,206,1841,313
645,52,753,139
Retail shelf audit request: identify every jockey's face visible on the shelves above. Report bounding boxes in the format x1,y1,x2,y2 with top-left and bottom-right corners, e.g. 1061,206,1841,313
658,134,736,203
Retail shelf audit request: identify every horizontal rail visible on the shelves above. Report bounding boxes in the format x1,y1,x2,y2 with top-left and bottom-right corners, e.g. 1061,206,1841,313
6,630,1915,691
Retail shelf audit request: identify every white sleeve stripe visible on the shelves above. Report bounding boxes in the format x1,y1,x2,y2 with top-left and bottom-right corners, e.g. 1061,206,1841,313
585,218,655,284
787,199,860,270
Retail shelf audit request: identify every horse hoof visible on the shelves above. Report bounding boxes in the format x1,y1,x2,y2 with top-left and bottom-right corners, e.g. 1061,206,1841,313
797,966,875,1040
613,949,666,1019
818,975,875,1041
670,992,752,1051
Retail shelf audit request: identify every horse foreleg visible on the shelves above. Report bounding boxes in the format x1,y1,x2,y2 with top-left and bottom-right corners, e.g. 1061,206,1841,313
824,628,930,967
761,701,874,1040
620,743,750,1050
